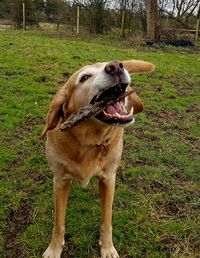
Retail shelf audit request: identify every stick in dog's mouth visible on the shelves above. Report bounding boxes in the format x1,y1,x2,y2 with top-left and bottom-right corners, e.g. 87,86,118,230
60,84,135,131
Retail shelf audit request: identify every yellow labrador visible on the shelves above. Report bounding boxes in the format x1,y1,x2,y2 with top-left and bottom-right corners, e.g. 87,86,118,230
41,60,155,258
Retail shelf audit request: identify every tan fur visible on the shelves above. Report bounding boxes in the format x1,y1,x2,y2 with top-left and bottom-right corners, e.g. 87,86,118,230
42,60,155,258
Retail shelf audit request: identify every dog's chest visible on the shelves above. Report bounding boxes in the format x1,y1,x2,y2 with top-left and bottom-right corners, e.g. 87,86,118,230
78,169,104,188
66,142,121,187
66,146,106,180
47,130,123,187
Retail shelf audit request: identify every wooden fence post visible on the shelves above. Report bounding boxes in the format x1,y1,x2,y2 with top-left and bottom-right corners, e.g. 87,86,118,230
22,2,26,30
195,19,200,42
76,6,80,34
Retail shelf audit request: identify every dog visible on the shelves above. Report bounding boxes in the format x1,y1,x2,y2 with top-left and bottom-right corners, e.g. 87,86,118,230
41,60,155,258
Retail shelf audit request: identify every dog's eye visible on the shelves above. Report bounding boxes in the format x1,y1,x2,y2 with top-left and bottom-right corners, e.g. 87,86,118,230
80,74,91,83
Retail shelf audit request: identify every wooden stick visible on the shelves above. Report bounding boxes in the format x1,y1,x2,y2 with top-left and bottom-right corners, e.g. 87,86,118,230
60,90,134,131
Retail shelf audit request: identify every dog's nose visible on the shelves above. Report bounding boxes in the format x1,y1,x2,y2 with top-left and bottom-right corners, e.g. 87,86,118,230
105,61,124,75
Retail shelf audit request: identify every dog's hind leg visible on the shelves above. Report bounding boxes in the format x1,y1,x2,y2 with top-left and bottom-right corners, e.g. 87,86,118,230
43,177,72,258
99,175,119,258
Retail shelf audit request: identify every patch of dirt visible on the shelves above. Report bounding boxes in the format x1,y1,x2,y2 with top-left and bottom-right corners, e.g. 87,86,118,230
34,75,50,83
173,169,188,182
62,72,71,78
23,169,46,184
3,199,33,258
25,116,44,130
3,70,26,80
2,116,45,173
178,84,200,98
48,90,56,95
186,103,200,114
147,109,200,149
149,180,169,193
57,72,72,86
153,199,192,220
162,202,181,215
2,172,46,257
157,234,200,257
124,127,161,147
127,174,170,194
147,110,181,126
2,117,43,144
1,117,47,257
72,55,80,59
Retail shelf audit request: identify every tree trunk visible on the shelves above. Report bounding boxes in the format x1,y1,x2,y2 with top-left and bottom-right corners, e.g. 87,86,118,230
145,0,158,40
195,6,200,42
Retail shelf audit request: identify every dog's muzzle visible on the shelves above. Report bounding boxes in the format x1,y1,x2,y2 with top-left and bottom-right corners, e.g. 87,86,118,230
90,83,134,126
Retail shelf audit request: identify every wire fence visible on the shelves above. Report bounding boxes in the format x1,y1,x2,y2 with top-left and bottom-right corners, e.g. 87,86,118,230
0,1,199,41
0,2,142,35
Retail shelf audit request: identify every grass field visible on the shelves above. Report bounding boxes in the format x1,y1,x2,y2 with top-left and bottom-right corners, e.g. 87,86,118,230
0,30,200,258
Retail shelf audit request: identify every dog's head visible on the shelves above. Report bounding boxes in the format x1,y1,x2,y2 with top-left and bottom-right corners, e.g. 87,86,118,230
41,60,155,138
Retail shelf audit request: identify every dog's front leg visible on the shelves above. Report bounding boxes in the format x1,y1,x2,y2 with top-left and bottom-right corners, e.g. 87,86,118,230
43,177,72,258
99,175,119,258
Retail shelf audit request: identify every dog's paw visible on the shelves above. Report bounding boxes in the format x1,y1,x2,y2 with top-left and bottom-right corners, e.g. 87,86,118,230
42,245,63,258
101,246,119,258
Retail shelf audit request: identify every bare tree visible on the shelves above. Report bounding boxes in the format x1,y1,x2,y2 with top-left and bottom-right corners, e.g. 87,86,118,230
158,0,200,27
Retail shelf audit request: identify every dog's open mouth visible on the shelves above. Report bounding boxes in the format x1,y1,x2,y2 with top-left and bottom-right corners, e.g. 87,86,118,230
90,83,134,125
60,84,134,131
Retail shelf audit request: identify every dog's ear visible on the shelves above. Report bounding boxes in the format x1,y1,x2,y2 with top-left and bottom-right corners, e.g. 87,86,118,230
123,60,155,74
127,87,143,114
132,93,143,114
40,89,67,139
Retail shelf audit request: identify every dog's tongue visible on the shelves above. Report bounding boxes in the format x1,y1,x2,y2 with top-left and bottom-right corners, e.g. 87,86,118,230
106,101,127,115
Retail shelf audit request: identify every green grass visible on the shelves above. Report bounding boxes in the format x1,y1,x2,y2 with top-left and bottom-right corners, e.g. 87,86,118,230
0,30,199,258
